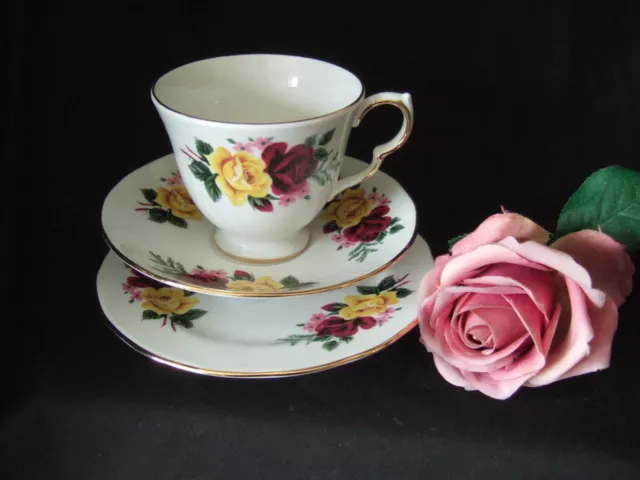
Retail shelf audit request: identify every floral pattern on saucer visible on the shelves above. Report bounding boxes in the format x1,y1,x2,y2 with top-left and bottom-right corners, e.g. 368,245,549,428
277,274,413,351
136,170,203,228
122,268,206,331
321,186,406,262
148,251,316,293
180,129,340,212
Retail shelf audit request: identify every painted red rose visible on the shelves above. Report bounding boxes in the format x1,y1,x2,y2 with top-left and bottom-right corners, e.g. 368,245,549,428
343,206,392,243
126,269,164,289
262,142,318,195
315,316,376,337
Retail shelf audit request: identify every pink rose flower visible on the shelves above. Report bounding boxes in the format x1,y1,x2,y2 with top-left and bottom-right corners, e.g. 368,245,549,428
418,211,634,400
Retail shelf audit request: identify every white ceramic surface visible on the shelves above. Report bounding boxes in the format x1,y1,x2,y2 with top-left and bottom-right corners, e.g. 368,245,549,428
97,236,435,377
101,154,418,298
151,54,413,262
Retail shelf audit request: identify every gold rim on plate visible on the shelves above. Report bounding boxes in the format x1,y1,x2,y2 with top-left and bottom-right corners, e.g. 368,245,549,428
103,313,419,378
102,229,418,299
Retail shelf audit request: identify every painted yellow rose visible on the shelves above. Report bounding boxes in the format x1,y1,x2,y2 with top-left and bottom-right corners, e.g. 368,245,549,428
226,276,284,293
339,291,399,320
155,185,203,221
140,287,199,315
208,147,272,206
321,187,373,228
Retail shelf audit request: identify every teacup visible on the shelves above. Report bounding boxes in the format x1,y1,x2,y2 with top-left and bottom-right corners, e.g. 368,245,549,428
151,54,413,264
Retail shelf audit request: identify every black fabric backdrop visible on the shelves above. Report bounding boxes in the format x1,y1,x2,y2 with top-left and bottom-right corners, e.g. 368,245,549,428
3,1,640,478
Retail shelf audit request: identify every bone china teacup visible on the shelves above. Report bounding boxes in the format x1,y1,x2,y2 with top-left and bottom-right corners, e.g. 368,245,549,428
151,53,413,264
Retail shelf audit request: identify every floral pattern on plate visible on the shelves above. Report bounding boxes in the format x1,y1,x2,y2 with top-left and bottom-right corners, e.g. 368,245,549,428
148,251,316,293
122,268,206,331
180,129,340,212
277,274,413,351
321,186,406,262
136,170,203,228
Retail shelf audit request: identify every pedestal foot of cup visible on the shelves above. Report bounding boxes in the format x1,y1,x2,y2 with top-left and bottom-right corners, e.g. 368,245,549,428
213,228,311,264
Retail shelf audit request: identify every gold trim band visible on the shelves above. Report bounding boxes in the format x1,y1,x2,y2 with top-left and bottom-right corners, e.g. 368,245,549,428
103,314,418,378
102,229,418,299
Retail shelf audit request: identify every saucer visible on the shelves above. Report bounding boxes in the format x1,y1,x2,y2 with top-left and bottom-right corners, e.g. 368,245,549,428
102,154,417,298
96,235,434,377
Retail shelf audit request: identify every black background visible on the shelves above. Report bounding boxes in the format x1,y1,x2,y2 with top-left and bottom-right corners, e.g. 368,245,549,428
3,1,640,478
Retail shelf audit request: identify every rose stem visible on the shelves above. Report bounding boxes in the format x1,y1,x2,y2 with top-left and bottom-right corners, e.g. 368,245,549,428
186,146,201,159
180,148,200,163
161,316,167,327
137,201,155,206
135,208,151,212
171,322,177,332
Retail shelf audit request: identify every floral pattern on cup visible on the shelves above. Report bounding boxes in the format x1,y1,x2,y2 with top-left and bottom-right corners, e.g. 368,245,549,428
122,267,206,331
136,170,203,228
148,251,316,292
180,129,341,212
321,186,405,262
277,274,413,351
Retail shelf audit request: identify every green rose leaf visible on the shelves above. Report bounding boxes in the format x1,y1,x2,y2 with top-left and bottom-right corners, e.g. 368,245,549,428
166,212,188,229
395,288,413,298
318,128,335,146
189,161,212,181
356,285,380,295
205,175,222,202
313,147,329,161
141,188,157,203
304,135,317,148
448,233,468,250
280,275,301,288
377,275,396,291
142,310,164,320
148,208,168,223
195,139,213,156
322,340,340,352
389,224,404,235
171,309,207,323
556,165,640,249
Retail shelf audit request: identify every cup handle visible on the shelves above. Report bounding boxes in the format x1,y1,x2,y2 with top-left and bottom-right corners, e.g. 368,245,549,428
329,92,414,200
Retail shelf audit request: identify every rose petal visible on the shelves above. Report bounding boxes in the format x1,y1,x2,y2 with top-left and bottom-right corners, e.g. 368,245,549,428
552,230,635,306
459,369,535,400
417,254,452,304
466,263,557,320
453,292,513,317
527,278,595,386
498,236,606,307
440,244,551,288
432,354,476,391
500,294,545,353
468,307,528,350
451,211,550,256
557,296,618,381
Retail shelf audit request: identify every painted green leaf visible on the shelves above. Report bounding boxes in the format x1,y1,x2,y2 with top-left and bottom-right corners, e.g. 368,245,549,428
321,302,347,314
189,161,212,181
304,135,317,148
340,336,354,343
167,212,188,228
395,288,413,298
148,208,169,223
448,233,468,250
171,309,207,323
205,175,222,202
313,335,331,342
304,195,311,200
280,275,300,288
296,282,316,288
389,224,404,234
313,147,329,161
556,165,640,249
266,193,279,200
141,188,157,203
389,216,400,226
323,220,340,233
376,231,388,243
322,340,339,351
226,138,236,144
195,139,213,156
171,318,193,329
318,128,335,146
377,275,396,291
183,290,197,297
356,285,380,295
142,310,164,320
296,323,305,327
248,137,255,142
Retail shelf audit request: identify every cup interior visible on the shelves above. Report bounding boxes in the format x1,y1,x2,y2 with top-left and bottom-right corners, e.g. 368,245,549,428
152,54,363,124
